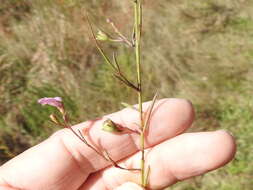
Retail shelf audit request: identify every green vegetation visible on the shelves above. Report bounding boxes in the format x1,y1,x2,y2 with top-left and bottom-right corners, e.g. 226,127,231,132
0,0,252,189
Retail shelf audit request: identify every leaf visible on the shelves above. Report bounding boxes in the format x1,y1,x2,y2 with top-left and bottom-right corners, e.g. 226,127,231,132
144,165,151,187
143,92,158,132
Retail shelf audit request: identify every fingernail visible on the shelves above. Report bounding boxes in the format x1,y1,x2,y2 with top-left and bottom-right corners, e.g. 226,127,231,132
218,129,234,137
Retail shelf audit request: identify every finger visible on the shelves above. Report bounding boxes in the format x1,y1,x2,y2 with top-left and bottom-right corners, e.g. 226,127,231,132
69,98,194,171
81,130,236,190
0,98,194,190
114,182,144,190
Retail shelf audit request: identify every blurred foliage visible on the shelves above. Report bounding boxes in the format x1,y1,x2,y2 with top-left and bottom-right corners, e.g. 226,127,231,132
0,0,253,189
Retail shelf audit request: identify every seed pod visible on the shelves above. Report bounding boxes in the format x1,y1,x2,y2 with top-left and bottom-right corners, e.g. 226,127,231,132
102,119,123,133
96,30,109,41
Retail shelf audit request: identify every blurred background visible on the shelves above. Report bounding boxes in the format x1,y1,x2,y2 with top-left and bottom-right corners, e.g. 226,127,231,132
0,0,252,189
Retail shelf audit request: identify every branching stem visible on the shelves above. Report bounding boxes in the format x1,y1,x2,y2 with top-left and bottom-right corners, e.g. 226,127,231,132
107,18,134,47
62,114,139,171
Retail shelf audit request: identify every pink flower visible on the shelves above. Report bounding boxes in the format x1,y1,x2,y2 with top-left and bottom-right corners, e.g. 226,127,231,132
38,97,63,108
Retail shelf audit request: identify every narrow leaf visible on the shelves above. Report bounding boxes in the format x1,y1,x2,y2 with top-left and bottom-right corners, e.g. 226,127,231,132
113,74,140,92
143,92,158,132
144,165,151,187
113,52,121,73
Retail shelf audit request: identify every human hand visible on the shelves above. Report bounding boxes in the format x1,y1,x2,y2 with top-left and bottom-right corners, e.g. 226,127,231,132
0,99,236,190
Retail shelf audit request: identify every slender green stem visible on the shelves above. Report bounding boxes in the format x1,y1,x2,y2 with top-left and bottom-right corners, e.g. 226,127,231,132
134,0,145,187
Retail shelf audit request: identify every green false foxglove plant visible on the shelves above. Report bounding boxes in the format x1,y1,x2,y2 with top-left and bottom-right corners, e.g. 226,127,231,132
39,0,157,188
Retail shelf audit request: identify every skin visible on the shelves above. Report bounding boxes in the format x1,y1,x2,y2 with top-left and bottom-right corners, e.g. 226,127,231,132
0,98,236,190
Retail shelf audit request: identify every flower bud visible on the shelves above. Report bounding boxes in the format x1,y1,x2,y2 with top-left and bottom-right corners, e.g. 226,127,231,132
102,119,122,133
49,114,61,125
96,30,109,41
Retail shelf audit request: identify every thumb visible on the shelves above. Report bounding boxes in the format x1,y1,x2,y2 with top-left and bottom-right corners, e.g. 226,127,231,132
114,182,144,190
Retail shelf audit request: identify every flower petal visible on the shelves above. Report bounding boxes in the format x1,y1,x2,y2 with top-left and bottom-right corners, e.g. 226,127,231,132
38,97,63,108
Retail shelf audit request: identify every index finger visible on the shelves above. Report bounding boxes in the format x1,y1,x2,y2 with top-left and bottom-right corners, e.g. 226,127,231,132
0,98,194,190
